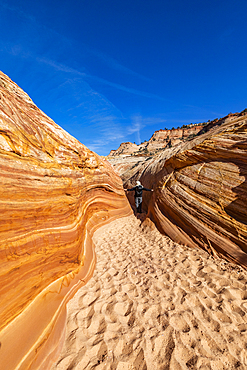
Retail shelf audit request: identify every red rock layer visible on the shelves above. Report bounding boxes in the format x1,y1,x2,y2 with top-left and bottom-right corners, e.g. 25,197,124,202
123,114,247,268
0,72,132,370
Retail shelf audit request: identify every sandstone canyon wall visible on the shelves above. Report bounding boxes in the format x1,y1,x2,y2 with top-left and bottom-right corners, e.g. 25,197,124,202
121,114,247,268
0,72,132,370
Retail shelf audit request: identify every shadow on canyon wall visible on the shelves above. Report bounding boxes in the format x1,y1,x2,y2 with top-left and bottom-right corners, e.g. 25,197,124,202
225,171,247,225
224,140,247,225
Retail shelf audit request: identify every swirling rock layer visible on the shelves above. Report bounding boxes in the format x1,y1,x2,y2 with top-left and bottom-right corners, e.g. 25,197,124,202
0,72,131,370
122,113,247,268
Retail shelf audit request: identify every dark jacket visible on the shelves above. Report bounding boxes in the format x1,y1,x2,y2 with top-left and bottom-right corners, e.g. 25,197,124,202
127,185,152,198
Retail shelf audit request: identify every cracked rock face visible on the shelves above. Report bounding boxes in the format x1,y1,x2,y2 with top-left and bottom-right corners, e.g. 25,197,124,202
0,71,131,370
121,113,247,268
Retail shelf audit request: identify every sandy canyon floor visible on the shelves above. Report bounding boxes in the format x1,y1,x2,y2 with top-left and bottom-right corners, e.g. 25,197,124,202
51,215,247,370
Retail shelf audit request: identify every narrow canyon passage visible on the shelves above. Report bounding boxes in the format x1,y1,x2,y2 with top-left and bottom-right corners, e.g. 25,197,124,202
51,215,247,370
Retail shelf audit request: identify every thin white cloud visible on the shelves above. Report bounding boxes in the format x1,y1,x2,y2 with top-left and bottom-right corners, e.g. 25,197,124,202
88,47,152,82
0,8,171,155
128,116,142,144
84,73,170,101
85,121,125,152
35,54,166,102
0,2,36,22
0,2,152,84
1,42,86,79
0,42,30,58
139,117,167,125
36,57,86,75
0,1,167,105
126,115,168,144
127,116,167,133
2,39,165,103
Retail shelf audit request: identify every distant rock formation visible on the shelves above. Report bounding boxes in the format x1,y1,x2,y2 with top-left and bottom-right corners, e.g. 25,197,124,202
109,124,204,157
113,112,247,268
0,72,132,370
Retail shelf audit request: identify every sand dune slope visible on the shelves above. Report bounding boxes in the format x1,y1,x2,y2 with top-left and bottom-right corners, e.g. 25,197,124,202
51,215,247,370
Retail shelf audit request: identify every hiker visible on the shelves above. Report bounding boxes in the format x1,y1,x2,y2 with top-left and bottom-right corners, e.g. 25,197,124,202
125,180,153,213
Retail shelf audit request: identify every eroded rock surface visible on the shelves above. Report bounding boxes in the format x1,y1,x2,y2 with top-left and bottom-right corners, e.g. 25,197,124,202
120,113,247,268
0,72,131,370
109,124,204,157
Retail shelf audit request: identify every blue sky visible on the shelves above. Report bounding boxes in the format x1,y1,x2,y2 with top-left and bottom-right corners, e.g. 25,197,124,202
0,0,246,155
